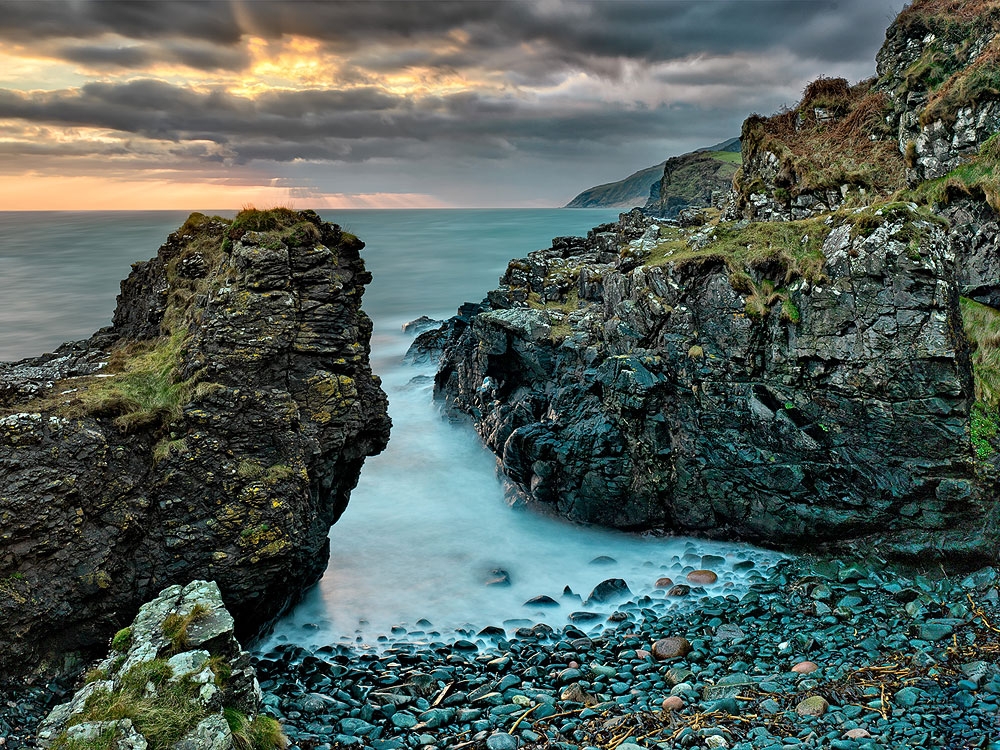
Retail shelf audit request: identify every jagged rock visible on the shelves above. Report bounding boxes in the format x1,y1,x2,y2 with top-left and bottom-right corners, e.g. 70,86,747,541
433,204,995,560
0,210,391,678
38,580,275,750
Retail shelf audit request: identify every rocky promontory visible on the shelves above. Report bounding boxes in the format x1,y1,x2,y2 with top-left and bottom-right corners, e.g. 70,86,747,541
425,0,1000,563
0,209,390,679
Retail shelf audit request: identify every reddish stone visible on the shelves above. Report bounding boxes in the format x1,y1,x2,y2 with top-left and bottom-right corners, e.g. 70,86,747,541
661,695,684,711
654,577,674,588
792,660,819,674
686,569,718,585
651,637,692,660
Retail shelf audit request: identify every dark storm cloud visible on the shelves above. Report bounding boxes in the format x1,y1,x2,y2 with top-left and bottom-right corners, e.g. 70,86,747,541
57,40,250,71
2,0,901,76
0,80,690,162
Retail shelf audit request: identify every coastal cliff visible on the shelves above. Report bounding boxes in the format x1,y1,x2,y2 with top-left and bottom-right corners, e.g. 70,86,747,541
0,209,390,678
427,0,1000,562
564,138,741,215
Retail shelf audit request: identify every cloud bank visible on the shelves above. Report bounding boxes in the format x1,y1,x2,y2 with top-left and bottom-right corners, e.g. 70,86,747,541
0,0,907,208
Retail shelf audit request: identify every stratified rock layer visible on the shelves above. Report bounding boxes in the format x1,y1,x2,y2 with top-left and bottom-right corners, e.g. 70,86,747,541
0,210,390,677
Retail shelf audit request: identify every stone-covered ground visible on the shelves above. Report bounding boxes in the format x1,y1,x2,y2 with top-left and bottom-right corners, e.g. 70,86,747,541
3,557,999,748
250,558,1000,750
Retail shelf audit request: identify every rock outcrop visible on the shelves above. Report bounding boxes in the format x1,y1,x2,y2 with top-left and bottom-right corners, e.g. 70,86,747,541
427,1,1000,563
645,144,741,219
37,580,282,750
432,206,993,559
0,209,390,678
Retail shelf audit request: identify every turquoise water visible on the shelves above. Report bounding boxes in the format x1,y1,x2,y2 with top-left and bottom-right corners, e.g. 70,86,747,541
0,209,780,648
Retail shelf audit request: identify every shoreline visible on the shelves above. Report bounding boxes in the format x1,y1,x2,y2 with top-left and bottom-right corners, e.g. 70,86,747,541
4,556,998,748
253,557,999,749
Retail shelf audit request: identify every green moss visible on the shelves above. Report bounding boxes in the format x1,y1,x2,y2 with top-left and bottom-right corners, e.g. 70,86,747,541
780,298,801,324
905,133,1000,212
110,627,132,653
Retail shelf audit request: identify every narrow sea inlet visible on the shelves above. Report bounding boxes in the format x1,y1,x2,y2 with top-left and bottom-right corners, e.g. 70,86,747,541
0,209,780,651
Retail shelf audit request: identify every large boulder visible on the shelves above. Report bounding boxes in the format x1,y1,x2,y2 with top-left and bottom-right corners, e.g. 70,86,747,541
37,580,282,750
0,209,391,678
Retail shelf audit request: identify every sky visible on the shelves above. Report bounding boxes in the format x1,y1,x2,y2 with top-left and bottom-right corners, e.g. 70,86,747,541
0,0,908,210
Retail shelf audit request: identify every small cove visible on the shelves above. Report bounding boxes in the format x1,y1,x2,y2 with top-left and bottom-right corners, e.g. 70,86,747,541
0,208,784,653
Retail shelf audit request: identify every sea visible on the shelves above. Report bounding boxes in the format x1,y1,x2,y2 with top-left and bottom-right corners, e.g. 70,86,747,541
0,209,781,652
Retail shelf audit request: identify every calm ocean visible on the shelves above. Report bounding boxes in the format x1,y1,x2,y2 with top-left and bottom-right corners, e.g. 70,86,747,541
0,209,777,648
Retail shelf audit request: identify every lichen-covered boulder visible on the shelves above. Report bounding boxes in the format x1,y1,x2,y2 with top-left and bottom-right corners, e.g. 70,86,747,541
37,580,282,750
0,210,390,678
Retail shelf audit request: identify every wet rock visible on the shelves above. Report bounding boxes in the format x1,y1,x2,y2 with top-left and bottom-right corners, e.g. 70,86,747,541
485,569,512,587
586,578,631,604
524,595,559,607
654,577,674,588
0,212,390,677
38,581,268,749
791,661,819,674
686,570,718,585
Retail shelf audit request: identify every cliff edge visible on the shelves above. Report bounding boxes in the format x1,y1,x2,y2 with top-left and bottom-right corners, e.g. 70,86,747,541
0,209,391,678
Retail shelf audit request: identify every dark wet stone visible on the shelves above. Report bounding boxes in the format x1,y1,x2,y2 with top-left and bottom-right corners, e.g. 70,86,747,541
524,595,560,607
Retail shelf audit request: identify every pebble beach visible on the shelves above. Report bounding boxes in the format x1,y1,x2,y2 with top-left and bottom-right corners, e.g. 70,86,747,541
250,557,1000,750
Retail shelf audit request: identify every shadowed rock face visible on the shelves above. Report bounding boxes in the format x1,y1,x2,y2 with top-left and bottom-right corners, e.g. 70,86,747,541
431,206,996,562
0,210,390,677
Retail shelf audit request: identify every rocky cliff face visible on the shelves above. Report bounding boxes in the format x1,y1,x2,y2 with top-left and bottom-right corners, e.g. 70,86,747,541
645,147,741,219
428,1,1000,564
0,209,390,678
432,207,993,560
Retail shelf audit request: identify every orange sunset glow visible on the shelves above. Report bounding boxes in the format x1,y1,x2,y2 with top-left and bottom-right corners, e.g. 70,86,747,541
0,0,906,209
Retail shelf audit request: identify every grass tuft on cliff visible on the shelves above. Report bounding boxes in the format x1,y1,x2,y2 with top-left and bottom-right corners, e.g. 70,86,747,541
894,1,1000,126
646,215,831,285
738,77,904,207
905,133,1000,211
959,296,1000,458
225,206,322,249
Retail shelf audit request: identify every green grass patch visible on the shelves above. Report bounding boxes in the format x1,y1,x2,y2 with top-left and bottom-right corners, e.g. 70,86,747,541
64,660,202,749
960,296,1000,459
960,296,1000,405
708,150,742,164
904,133,1000,212
6,329,195,433
645,216,832,284
225,709,289,750
921,37,1000,126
